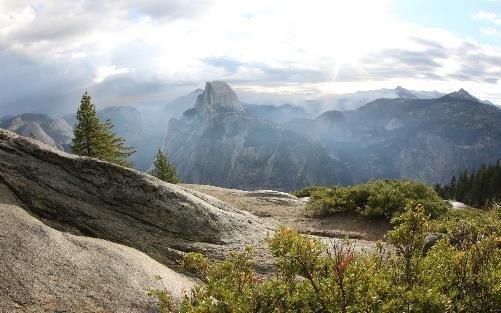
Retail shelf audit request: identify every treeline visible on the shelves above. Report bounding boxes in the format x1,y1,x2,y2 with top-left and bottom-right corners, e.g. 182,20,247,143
435,161,501,207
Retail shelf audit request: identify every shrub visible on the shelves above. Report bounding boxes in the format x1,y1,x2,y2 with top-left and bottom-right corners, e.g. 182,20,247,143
151,204,501,312
292,186,331,198
306,179,448,219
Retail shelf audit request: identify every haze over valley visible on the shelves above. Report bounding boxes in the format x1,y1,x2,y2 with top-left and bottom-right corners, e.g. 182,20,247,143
3,82,500,189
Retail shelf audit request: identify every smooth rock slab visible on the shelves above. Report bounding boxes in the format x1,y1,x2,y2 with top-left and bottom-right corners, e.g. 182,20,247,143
0,128,265,267
0,203,195,312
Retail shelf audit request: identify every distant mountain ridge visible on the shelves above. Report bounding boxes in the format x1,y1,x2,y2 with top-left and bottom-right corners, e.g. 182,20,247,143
301,86,445,114
0,113,73,150
287,89,501,184
441,88,479,102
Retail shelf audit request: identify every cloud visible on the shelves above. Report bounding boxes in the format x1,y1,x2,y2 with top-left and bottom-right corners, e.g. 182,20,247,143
93,66,130,83
125,0,217,19
471,10,501,25
0,0,501,115
482,27,501,37
87,75,198,108
336,38,501,85
203,57,243,73
202,57,329,85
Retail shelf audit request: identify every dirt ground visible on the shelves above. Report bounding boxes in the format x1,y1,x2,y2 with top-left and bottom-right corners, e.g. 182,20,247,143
182,184,390,251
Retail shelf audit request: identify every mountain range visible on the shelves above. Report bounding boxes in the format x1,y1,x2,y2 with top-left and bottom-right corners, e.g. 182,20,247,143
300,86,445,114
287,89,501,184
2,83,499,189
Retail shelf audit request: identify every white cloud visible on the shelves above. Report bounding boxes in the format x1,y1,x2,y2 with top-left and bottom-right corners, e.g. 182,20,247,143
93,66,131,83
481,27,501,37
0,0,501,114
471,10,501,25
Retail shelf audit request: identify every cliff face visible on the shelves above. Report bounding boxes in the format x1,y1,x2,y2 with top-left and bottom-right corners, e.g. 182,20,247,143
0,128,265,267
163,82,344,190
288,91,501,184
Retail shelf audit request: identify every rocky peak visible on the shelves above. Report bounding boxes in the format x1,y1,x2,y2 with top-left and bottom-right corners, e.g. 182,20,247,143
442,88,478,102
395,86,418,99
194,81,245,118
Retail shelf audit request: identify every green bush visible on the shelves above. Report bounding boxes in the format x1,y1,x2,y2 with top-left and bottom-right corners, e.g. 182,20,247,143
431,203,501,242
292,186,331,198
151,204,501,312
305,179,448,219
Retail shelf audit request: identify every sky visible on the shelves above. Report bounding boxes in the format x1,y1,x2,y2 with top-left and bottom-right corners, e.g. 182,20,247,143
0,0,500,115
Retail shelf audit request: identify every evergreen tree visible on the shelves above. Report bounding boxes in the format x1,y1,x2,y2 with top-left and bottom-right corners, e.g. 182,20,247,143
71,92,134,167
150,149,180,183
437,160,501,207
99,119,135,167
449,175,457,199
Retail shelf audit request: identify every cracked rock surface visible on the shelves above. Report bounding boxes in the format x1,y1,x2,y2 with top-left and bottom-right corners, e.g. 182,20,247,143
0,128,266,266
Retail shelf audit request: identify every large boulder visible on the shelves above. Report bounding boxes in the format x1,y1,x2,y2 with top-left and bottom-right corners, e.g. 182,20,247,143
0,203,195,313
0,128,266,267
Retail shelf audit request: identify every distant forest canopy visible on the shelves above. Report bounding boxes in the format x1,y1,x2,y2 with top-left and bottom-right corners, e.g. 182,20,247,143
435,160,501,207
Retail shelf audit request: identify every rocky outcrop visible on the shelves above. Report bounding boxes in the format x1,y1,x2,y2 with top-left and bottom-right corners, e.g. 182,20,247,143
0,129,265,268
0,202,195,312
163,81,344,190
194,81,244,119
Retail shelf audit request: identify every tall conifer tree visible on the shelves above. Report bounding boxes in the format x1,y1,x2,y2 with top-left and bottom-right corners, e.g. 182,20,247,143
150,149,180,183
71,92,134,167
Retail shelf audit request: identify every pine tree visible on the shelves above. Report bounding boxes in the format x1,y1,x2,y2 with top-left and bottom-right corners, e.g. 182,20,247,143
437,160,501,207
71,92,134,167
449,175,457,199
150,149,180,183
99,119,135,167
